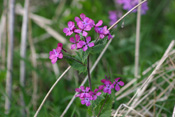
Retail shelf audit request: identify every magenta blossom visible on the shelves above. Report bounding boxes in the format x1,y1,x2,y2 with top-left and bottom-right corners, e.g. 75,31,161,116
74,13,95,36
75,86,102,106
95,26,109,39
75,86,91,98
69,34,84,50
63,21,75,36
81,95,93,106
49,43,63,64
116,0,148,14
89,89,101,100
81,36,94,51
99,79,114,94
108,11,122,28
113,78,124,91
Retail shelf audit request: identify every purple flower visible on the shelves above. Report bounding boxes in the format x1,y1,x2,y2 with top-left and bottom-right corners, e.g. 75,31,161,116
49,43,63,64
99,79,114,94
74,13,95,36
81,95,93,106
75,86,91,98
63,21,75,36
116,0,148,14
108,11,122,28
89,89,101,100
95,26,109,39
81,36,94,51
75,86,102,106
113,78,124,91
69,34,84,50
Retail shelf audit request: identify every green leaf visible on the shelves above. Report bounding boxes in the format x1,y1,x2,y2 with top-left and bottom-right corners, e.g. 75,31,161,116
90,37,108,54
64,53,87,74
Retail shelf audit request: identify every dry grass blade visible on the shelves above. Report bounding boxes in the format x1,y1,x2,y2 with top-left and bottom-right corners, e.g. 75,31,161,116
135,0,142,77
0,0,8,69
34,66,71,117
5,0,15,114
15,4,67,44
20,0,29,115
173,105,175,117
115,40,175,116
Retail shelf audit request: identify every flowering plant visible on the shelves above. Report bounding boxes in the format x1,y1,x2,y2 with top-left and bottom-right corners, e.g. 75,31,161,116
48,13,124,116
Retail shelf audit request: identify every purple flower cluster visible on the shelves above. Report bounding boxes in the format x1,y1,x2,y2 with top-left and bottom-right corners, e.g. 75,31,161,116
49,43,63,64
99,77,124,94
108,11,122,28
75,76,124,106
116,0,148,14
63,13,112,51
49,13,112,64
75,86,101,106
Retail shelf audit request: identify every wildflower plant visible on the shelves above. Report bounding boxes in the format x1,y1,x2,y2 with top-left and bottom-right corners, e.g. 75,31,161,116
48,13,125,116
34,1,149,117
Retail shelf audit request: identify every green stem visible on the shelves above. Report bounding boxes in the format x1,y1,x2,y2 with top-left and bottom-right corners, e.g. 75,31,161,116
97,95,108,117
87,55,92,90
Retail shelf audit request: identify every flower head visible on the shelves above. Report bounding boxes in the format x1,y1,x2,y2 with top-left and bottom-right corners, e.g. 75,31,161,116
63,21,75,36
81,36,95,51
74,13,95,37
116,0,148,14
70,34,85,50
49,43,63,64
95,26,109,39
99,79,114,94
113,78,124,91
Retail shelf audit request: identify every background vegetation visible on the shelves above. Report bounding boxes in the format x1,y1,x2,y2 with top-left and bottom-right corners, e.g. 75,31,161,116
0,0,175,116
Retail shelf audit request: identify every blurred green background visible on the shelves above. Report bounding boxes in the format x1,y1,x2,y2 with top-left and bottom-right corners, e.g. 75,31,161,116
0,0,175,116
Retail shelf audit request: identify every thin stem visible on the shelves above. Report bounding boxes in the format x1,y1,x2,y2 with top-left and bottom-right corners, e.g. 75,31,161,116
87,55,92,90
97,95,108,117
108,0,147,30
34,66,71,117
61,39,113,117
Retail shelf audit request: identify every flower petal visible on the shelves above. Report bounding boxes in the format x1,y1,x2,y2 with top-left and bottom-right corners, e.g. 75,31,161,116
51,58,57,64
98,85,104,90
75,88,80,92
71,44,76,50
75,34,80,42
101,79,106,83
88,43,94,47
77,21,84,29
63,28,69,33
118,81,124,86
80,86,85,91
83,45,88,51
68,21,75,30
80,13,86,20
86,36,91,43
115,78,120,82
82,31,88,37
81,100,86,105
95,20,103,27
86,101,91,106
74,29,82,33
75,17,81,23
115,84,120,91
58,53,63,59
69,37,75,43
